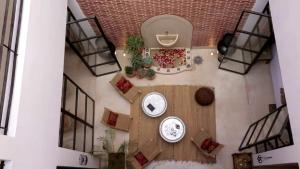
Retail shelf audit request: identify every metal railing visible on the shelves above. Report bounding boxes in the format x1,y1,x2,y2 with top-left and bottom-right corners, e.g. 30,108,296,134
0,0,23,135
239,105,294,153
0,161,4,169
59,74,95,153
218,3,273,75
66,8,121,77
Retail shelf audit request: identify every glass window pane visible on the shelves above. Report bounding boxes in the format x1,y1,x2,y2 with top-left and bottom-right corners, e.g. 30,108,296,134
237,12,260,33
225,47,256,64
86,98,94,125
95,37,108,50
75,121,85,152
0,0,7,41
241,124,255,148
65,81,76,114
237,12,271,37
257,112,277,141
77,91,86,120
249,120,265,145
63,115,75,149
234,32,268,53
94,62,120,76
220,57,249,74
256,16,271,37
247,35,268,52
269,108,288,137
85,54,96,66
95,52,115,64
85,126,93,153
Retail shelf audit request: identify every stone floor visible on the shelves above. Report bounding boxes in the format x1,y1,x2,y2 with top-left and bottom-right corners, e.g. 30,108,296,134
93,48,275,169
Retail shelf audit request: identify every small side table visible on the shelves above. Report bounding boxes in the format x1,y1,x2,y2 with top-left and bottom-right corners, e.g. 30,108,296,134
232,153,253,169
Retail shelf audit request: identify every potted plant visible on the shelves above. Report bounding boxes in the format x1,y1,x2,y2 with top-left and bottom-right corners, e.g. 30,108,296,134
103,129,116,153
102,129,127,169
146,68,156,80
136,68,146,79
143,56,153,68
125,66,135,78
125,35,144,56
131,55,143,70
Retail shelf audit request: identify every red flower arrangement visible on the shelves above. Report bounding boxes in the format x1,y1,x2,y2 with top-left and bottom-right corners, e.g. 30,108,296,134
152,49,186,68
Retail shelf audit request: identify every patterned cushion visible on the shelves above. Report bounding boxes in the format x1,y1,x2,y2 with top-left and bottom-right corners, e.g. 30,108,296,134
207,140,220,153
201,138,212,150
134,151,149,166
200,138,220,153
116,77,133,94
107,111,118,126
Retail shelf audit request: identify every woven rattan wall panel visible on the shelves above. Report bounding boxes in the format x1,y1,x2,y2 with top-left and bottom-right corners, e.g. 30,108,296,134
77,0,255,48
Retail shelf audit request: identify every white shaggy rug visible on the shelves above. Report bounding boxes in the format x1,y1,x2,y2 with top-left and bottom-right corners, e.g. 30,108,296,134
146,161,222,169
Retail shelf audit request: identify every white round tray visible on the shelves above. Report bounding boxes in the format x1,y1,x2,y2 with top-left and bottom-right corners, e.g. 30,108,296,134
159,116,186,143
141,92,167,118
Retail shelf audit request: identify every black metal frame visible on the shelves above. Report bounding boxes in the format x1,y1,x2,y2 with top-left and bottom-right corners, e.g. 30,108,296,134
218,3,273,75
239,105,294,153
66,8,121,77
57,166,98,169
0,161,4,169
59,74,95,153
0,0,23,135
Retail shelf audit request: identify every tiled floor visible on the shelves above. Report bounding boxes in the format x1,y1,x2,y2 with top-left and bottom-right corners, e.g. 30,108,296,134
93,48,275,169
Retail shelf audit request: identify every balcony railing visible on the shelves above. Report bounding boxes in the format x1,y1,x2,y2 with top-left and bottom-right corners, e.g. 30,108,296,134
218,3,273,75
239,105,294,153
59,74,95,153
66,8,121,77
0,161,4,169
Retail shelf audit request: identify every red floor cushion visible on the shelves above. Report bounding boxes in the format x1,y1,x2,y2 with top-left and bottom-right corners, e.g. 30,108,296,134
200,138,220,153
116,77,133,94
107,111,118,126
207,140,220,153
134,151,149,166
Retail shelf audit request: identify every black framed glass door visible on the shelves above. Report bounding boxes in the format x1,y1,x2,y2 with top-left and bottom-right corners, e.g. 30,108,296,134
59,74,95,153
66,8,121,77
219,5,273,75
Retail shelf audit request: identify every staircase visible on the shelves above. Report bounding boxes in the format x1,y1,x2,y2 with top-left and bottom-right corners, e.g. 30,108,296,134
239,105,294,153
218,4,274,75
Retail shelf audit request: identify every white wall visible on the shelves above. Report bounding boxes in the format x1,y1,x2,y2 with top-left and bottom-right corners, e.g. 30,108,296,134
64,46,96,99
270,44,284,107
0,0,98,168
253,0,300,165
245,62,275,123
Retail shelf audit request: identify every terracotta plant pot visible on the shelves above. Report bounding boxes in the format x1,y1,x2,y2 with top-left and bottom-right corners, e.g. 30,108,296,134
108,153,125,169
136,69,146,79
142,56,153,69
137,74,145,79
146,75,156,80
146,68,156,80
125,66,136,78
126,72,135,78
143,63,152,68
